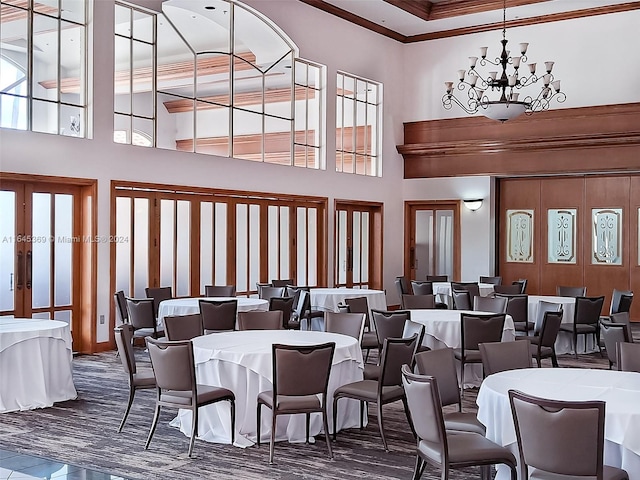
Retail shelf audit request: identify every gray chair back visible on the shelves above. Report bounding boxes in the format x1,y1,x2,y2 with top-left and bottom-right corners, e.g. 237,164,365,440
204,285,236,297
479,340,531,376
556,285,586,297
395,276,410,297
451,290,471,310
610,311,633,341
497,294,528,324
574,296,604,325
509,389,605,478
535,300,562,335
199,299,237,332
114,290,128,324
271,279,294,287
146,338,195,395
513,279,528,294
126,297,156,330
410,281,434,295
610,289,633,314
402,294,435,309
269,296,295,328
452,282,480,300
427,275,448,282
325,312,366,342
539,311,563,348
493,284,522,295
461,313,506,351
259,285,286,301
402,320,425,349
372,310,410,347
164,313,203,341
237,310,283,330
473,295,508,313
273,342,335,397
344,296,371,330
379,335,419,388
600,321,630,368
617,342,640,372
480,276,502,285
414,348,461,410
144,286,172,317
114,324,136,376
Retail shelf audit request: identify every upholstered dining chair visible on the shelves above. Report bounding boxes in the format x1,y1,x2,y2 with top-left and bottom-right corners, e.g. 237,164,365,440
395,276,411,299
333,335,418,452
513,279,528,294
473,295,508,314
454,313,506,396
204,285,236,297
402,320,427,354
556,285,587,297
410,281,433,295
365,310,411,380
126,297,163,339
609,311,633,341
258,285,286,301
451,282,480,300
414,348,485,435
609,289,634,315
402,366,517,480
508,389,629,480
559,296,605,358
525,310,563,367
163,313,203,341
237,310,283,330
451,290,471,310
114,324,156,432
271,279,294,287
426,275,448,282
114,290,128,325
600,320,631,369
325,312,366,342
257,342,335,464
493,284,523,295
269,296,297,329
199,299,237,333
144,286,172,319
496,294,531,335
617,342,640,373
479,340,532,376
145,338,235,457
402,294,436,310
479,276,502,285
344,296,378,362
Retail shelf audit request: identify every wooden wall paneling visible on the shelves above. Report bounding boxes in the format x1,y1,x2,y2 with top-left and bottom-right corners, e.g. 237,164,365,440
539,177,585,296
583,176,631,314
498,178,541,294
628,177,640,321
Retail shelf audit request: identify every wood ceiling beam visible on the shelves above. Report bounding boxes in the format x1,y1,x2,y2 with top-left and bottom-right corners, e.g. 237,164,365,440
428,0,550,21
383,0,433,21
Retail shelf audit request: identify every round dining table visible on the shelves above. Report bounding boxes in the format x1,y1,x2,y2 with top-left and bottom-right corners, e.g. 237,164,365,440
0,318,77,413
157,297,268,327
408,309,515,387
309,288,387,330
477,368,640,480
171,330,365,447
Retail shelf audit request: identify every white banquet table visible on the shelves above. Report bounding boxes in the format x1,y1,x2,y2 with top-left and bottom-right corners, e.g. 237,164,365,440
477,368,640,480
157,297,268,326
408,309,515,387
526,295,596,354
172,330,365,447
0,318,77,413
309,288,387,330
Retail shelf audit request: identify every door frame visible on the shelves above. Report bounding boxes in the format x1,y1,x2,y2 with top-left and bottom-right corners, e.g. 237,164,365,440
403,200,461,282
0,172,97,353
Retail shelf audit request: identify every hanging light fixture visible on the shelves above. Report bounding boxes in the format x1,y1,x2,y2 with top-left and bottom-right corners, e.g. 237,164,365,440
442,0,566,122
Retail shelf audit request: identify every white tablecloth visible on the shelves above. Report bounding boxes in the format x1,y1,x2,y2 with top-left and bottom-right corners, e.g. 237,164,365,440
309,288,387,331
0,318,77,413
527,295,596,354
477,368,640,480
172,330,365,447
157,297,268,327
408,309,515,387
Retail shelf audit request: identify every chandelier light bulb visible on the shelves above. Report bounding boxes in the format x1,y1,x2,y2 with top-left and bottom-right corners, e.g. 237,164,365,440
508,75,517,87
469,74,478,86
512,57,521,68
458,69,466,81
469,56,478,68
489,71,498,80
480,46,488,58
519,42,529,54
528,63,536,74
445,81,454,94
545,61,554,73
543,73,551,86
551,80,561,92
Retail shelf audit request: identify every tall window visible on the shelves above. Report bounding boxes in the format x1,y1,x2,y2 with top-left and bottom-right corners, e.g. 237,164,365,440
336,71,381,176
114,0,325,168
0,0,87,136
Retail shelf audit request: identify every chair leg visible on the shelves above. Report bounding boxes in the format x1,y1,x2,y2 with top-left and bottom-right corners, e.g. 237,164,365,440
376,402,388,452
322,406,333,460
145,403,161,450
573,332,578,359
187,406,198,458
413,456,424,480
480,464,490,480
551,351,559,368
360,401,365,429
332,397,339,441
305,412,310,444
256,402,262,447
269,410,277,465
459,360,465,398
118,387,136,432
535,355,541,368
401,396,417,439
230,399,235,445
595,331,602,355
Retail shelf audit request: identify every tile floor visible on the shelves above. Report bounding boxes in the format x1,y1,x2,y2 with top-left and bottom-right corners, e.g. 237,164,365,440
0,448,133,480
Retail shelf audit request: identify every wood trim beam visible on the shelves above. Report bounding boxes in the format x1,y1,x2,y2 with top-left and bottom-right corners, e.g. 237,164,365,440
383,0,433,21
428,0,550,20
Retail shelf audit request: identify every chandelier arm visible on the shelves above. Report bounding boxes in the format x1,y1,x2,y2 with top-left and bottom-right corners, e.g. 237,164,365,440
442,93,480,114
515,73,548,89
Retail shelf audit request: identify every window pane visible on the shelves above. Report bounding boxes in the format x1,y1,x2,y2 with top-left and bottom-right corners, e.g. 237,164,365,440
157,18,194,97
61,104,84,137
159,199,174,289
60,22,86,106
32,14,59,102
132,40,153,118
296,207,306,285
61,0,85,24
114,35,131,114
195,102,229,156
0,94,27,130
115,4,131,37
235,204,248,292
200,202,213,293
268,205,278,282
176,200,191,296
249,204,260,295
279,206,289,279
265,115,291,165
132,9,154,43
133,198,149,297
0,191,16,312
214,203,227,286
232,109,263,161
307,208,317,286
115,196,131,293
264,52,293,118
33,0,59,17
162,0,230,54
54,194,73,307
32,99,58,134
32,193,51,309
197,53,230,104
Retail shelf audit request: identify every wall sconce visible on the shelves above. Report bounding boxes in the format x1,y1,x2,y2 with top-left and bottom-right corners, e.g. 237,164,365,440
463,199,483,211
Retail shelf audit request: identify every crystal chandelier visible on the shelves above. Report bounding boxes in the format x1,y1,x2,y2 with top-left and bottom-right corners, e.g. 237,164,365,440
442,0,566,122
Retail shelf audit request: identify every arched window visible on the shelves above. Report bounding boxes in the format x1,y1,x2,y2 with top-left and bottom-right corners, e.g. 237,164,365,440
114,0,324,168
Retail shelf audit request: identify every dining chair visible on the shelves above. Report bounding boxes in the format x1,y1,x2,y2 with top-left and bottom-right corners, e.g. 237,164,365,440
292,287,323,331
344,296,378,363
332,335,418,452
145,338,235,457
451,282,480,300
513,279,528,294
144,286,172,319
114,324,156,432
473,295,508,314
324,312,366,342
257,342,335,464
410,281,433,295
479,340,532,376
493,284,522,295
271,279,294,288
402,366,517,480
556,285,587,297
395,276,411,299
479,275,502,285
508,389,628,480
163,313,204,341
199,299,237,333
414,348,485,435
454,313,506,396
269,296,297,329
126,297,163,340
496,294,531,335
600,320,631,369
402,294,436,310
402,319,427,354
451,290,471,310
609,311,633,342
204,285,236,297
559,295,605,358
114,290,128,325
237,310,283,330
609,289,633,315
525,310,563,367
365,309,411,379
617,342,640,373
258,286,286,301
426,275,448,282
533,300,562,335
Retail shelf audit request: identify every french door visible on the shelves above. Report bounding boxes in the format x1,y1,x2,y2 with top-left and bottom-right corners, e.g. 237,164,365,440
334,201,383,289
0,180,82,344
405,201,460,282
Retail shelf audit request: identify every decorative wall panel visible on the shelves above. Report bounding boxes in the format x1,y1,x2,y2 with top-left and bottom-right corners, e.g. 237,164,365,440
592,208,622,265
507,209,534,263
548,209,577,263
